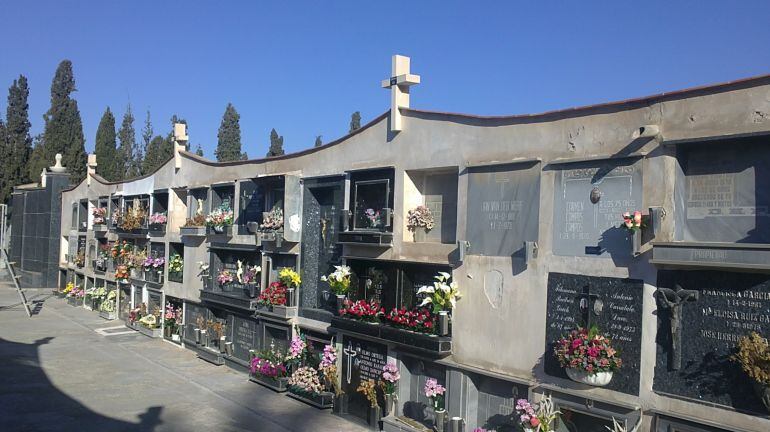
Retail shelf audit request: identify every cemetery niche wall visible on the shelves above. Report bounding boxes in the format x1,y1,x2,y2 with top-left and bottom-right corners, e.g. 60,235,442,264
552,157,643,259
654,269,770,416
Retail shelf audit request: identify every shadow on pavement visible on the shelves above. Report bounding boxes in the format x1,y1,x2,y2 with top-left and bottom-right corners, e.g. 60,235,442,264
0,336,163,431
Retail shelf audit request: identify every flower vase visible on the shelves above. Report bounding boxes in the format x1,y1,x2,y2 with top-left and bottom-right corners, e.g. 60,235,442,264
247,283,258,298
214,225,224,234
193,328,201,344
755,382,770,413
632,229,641,256
335,294,346,314
219,336,227,354
413,228,427,243
164,326,172,338
332,393,349,415
433,409,446,432
200,329,208,346
384,393,397,417
367,406,381,430
565,368,613,387
437,311,450,336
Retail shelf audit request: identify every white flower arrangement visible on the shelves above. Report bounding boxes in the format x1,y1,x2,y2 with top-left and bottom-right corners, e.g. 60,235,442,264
320,265,352,295
417,271,462,313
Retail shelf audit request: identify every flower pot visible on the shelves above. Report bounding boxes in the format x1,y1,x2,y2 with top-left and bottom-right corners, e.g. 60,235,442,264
200,329,208,346
194,328,201,344
448,417,465,432
754,382,770,413
413,228,428,242
384,393,397,417
247,283,258,298
214,226,225,234
367,406,381,430
219,336,227,354
171,333,180,342
332,393,349,415
335,294,346,314
164,326,173,338
434,409,447,432
565,368,613,387
224,341,233,356
437,311,450,336
632,229,642,256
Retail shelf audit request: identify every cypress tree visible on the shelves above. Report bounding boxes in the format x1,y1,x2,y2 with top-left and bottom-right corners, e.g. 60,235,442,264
314,135,322,147
35,60,86,184
142,135,166,174
5,75,32,194
266,128,284,157
0,119,8,203
94,108,118,181
27,135,45,184
215,103,243,161
117,104,137,180
349,111,361,133
136,110,153,174
195,144,204,157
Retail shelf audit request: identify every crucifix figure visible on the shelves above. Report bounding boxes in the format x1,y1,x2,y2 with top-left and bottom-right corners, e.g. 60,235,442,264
577,285,603,328
381,55,420,132
343,340,358,384
656,284,699,370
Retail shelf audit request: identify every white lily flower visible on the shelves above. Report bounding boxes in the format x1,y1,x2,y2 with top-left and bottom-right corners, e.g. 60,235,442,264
449,297,456,309
419,297,432,307
320,275,327,282
417,285,434,295
438,282,451,293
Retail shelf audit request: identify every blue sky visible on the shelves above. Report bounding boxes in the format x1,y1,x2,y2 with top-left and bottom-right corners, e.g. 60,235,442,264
1,1,769,158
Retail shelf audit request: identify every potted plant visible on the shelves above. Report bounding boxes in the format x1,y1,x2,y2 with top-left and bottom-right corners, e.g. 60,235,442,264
417,272,462,336
168,253,184,283
514,395,560,432
406,205,435,242
321,265,351,313
357,379,381,430
99,290,117,320
554,326,622,387
379,362,400,417
424,378,446,432
250,343,290,392
733,332,770,413
205,205,234,234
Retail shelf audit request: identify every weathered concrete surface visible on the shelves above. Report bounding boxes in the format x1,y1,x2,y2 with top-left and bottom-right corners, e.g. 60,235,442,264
0,282,365,432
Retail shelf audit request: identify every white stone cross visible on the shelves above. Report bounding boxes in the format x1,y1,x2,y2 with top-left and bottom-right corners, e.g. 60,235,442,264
343,340,359,384
381,55,420,132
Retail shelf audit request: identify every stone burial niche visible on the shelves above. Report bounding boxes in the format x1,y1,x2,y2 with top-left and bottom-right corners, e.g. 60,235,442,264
338,167,396,247
340,335,389,424
544,272,644,395
653,270,770,415
237,174,302,244
550,156,643,260
464,160,541,266
652,135,770,270
299,175,346,321
148,189,168,235
403,167,458,245
202,244,262,310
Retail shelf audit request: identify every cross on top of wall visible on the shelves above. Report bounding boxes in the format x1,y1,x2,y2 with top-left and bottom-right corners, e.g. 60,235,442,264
381,55,420,133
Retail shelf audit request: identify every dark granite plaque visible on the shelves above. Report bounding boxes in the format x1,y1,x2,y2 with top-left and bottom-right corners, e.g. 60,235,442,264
466,162,540,257
471,373,528,432
263,323,290,352
231,315,260,362
342,336,388,421
653,270,770,414
402,356,447,428
677,140,770,243
544,272,643,395
184,303,209,343
552,158,642,258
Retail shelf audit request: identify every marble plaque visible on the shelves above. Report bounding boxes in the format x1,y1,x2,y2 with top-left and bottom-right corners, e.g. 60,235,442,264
653,270,770,414
231,315,260,362
466,162,540,257
552,158,642,258
184,303,209,343
342,336,388,421
677,141,770,243
544,273,643,395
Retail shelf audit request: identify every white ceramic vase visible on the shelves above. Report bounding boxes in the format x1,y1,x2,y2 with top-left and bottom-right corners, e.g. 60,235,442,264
566,368,613,387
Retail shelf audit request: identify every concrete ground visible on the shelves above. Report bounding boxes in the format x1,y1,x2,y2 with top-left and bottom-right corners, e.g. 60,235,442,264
0,278,366,432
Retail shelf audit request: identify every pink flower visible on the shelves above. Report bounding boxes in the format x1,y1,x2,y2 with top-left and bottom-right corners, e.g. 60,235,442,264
633,211,642,224
530,417,540,427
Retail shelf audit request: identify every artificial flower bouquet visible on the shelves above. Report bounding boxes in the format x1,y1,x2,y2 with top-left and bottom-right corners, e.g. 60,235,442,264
320,265,351,296
385,307,436,333
620,211,644,233
183,214,206,227
115,264,130,282
363,208,383,228
205,205,234,229
424,377,446,411
257,282,288,307
417,272,461,314
515,395,560,432
217,270,235,286
251,344,289,380
379,362,400,396
278,267,301,289
149,212,167,226
92,207,107,225
406,205,435,232
554,326,622,386
260,206,284,231
339,299,384,322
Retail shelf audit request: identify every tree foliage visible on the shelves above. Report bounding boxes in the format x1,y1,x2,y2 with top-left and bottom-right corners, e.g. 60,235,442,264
266,128,284,157
2,75,32,202
314,135,322,147
215,103,244,161
94,108,119,181
117,104,137,180
32,60,86,184
349,111,361,133
195,144,204,157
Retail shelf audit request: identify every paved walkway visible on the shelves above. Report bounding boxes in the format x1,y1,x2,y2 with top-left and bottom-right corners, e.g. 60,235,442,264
0,279,366,432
